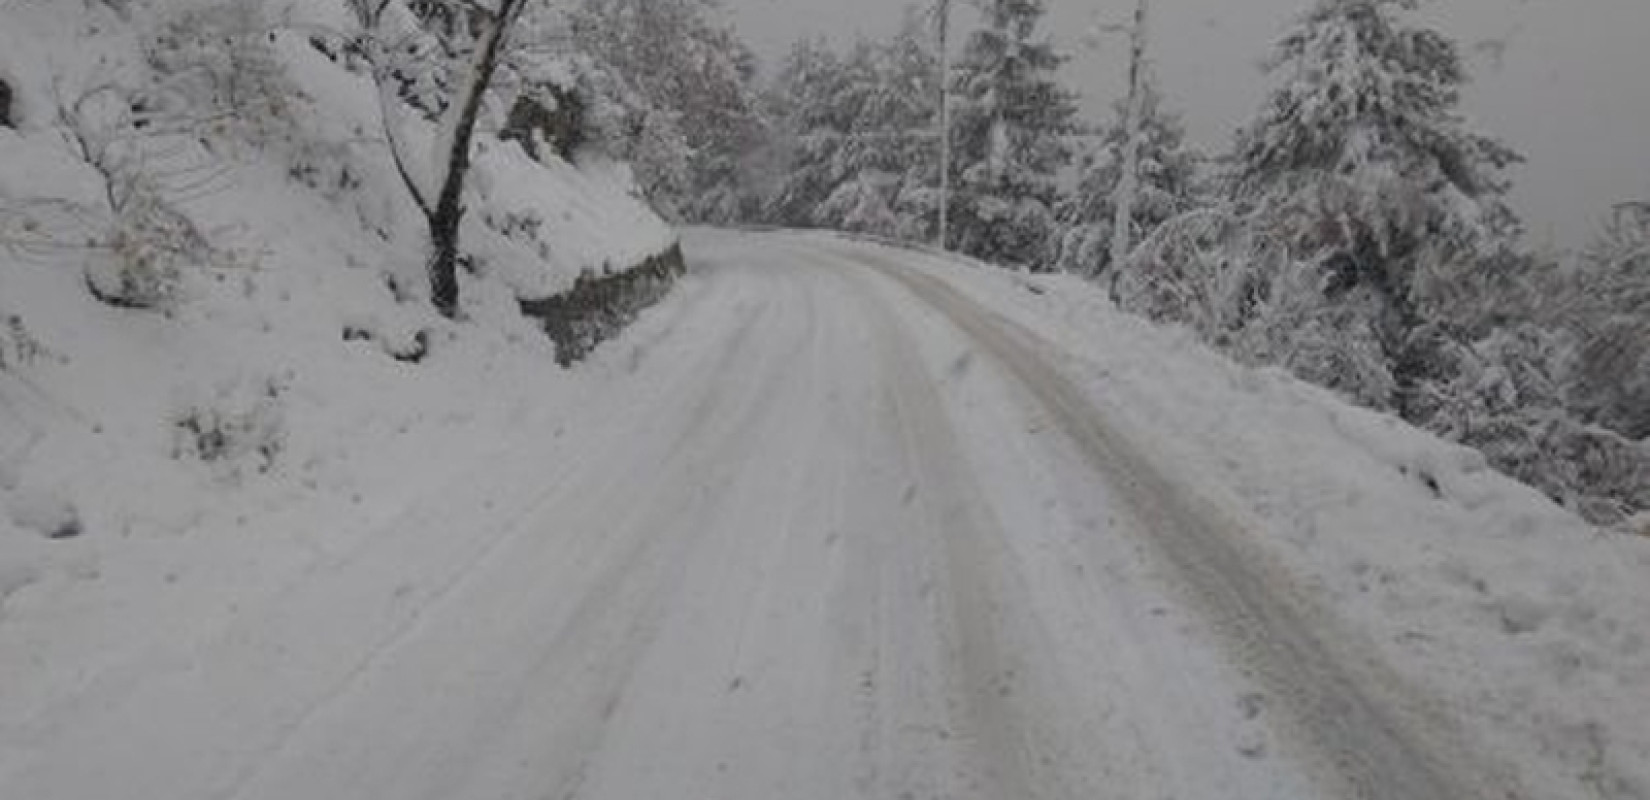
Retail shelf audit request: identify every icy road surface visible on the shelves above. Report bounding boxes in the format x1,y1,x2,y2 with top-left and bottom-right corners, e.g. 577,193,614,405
3,231,1520,799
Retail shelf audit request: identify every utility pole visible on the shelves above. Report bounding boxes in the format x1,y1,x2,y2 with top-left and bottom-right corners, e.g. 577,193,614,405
1109,0,1149,275
935,0,952,251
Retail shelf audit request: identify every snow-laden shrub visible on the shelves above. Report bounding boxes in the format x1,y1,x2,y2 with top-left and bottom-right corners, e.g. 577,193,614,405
84,171,218,310
0,313,47,373
1114,208,1274,346
1117,205,1650,524
49,79,228,311
144,0,298,148
170,375,288,481
815,172,902,237
1056,81,1203,277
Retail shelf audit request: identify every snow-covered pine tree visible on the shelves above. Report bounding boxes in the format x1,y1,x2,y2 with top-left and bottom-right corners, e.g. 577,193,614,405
761,37,853,228
568,0,765,223
947,0,1078,269
762,13,938,241
818,14,940,239
807,38,908,236
868,9,943,242
1056,78,1201,277
1565,201,1650,439
1230,0,1523,407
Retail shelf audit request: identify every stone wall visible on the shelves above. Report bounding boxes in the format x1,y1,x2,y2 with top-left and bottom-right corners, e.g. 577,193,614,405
518,243,686,366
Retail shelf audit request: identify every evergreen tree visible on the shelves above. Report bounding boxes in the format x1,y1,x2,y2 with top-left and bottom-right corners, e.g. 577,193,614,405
1230,0,1523,406
762,10,938,240
947,0,1078,268
568,0,765,222
762,37,853,227
1056,79,1201,277
1565,202,1650,439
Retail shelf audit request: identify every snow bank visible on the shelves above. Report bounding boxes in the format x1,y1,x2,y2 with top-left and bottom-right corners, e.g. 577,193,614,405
0,0,675,740
808,232,1650,800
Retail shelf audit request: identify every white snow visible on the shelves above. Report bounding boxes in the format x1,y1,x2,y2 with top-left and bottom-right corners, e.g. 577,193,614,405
7,216,1644,797
2,5,1647,792
795,229,1650,800
2,7,677,791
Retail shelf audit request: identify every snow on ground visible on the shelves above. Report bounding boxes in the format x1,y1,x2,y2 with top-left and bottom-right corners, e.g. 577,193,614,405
1,0,675,767
798,230,1650,800
3,205,1648,798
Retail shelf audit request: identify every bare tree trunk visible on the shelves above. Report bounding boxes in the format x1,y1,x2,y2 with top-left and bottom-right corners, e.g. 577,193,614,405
1108,0,1149,276
356,0,527,319
425,0,524,317
935,0,952,251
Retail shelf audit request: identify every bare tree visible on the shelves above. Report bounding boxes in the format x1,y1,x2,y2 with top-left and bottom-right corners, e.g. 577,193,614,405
350,0,532,318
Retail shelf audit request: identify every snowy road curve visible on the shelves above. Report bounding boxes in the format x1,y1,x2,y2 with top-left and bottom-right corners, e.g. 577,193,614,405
2,231,1505,799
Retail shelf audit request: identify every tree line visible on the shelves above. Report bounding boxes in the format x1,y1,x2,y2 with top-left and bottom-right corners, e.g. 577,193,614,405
709,0,1646,526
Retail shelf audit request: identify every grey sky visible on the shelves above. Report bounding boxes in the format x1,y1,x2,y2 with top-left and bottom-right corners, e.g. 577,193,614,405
721,0,1650,251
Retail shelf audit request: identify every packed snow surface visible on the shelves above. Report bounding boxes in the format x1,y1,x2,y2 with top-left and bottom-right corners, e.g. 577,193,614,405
2,230,1648,799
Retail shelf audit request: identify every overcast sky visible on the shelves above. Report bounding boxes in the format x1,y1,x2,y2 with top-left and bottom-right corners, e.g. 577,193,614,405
721,0,1650,251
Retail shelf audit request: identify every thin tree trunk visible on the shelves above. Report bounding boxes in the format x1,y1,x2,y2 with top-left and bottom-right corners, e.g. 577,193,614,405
1108,0,1149,276
935,0,952,251
427,0,527,318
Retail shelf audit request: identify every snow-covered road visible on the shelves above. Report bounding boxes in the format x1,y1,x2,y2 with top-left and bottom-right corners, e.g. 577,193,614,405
0,231,1602,799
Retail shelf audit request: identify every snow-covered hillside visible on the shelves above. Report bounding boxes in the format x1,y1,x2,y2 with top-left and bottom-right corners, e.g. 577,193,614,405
1,0,674,622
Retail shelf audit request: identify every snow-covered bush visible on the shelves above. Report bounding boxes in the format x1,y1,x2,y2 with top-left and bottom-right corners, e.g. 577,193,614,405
143,0,299,149
0,313,47,373
53,84,222,311
1115,205,1401,408
170,375,289,482
0,2,290,313
1102,7,1645,524
85,171,219,309
1056,81,1202,277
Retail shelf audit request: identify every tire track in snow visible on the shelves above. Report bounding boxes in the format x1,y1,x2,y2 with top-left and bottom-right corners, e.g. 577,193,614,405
1,262,773,800
229,265,822,800
836,254,1097,800
845,245,1513,800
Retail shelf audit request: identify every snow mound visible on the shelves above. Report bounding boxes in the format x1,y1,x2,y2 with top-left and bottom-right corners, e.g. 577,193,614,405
0,0,676,722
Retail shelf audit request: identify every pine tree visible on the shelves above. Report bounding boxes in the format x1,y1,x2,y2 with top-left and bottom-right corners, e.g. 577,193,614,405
947,0,1078,268
868,9,943,241
1565,202,1650,439
762,12,938,240
1230,0,1523,406
569,0,765,222
1056,79,1201,277
762,38,855,227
